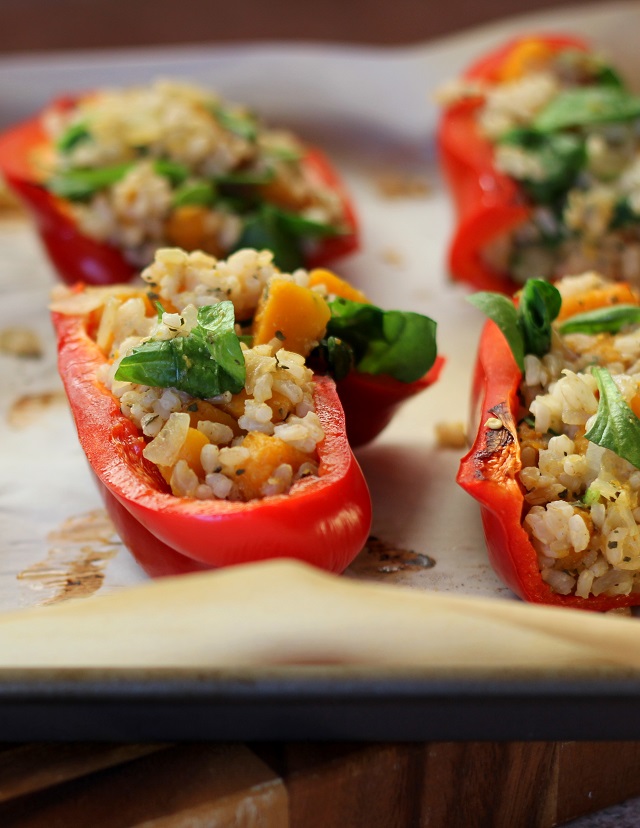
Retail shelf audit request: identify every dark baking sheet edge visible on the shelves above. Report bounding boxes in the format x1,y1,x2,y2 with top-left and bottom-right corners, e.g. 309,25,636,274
0,668,638,741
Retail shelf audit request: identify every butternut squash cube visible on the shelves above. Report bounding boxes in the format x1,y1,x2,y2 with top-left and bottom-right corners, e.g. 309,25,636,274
253,278,331,356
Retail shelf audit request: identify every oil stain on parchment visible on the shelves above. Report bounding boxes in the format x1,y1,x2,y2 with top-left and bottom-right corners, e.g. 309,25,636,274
347,535,436,579
7,390,67,429
18,510,123,606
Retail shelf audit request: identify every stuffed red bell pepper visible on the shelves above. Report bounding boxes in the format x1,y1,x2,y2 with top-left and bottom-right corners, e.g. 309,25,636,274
0,80,358,286
458,270,640,610
51,246,441,576
438,33,640,293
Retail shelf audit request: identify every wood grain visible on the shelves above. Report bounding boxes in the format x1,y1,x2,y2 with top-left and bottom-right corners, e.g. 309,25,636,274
255,740,640,827
556,741,640,824
0,743,168,803
0,744,287,827
0,741,636,826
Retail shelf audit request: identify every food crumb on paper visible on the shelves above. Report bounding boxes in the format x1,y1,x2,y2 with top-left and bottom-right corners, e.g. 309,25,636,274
380,247,405,267
7,390,68,429
374,171,431,199
435,421,468,449
0,327,42,358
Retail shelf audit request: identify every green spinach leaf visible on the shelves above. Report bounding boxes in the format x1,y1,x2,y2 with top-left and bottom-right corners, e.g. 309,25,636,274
171,180,217,208
56,122,91,153
47,163,133,200
467,291,525,371
467,279,562,371
325,298,437,383
233,205,304,273
114,301,245,398
215,167,275,187
533,86,640,133
276,209,343,238
498,129,585,203
519,277,562,357
559,304,640,335
321,335,355,381
585,366,640,469
212,105,259,142
154,159,190,186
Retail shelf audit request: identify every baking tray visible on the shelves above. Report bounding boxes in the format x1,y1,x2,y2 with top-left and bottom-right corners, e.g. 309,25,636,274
3,1,640,741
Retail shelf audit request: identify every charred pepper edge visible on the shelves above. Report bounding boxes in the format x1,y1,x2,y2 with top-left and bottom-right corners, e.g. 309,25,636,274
457,317,640,611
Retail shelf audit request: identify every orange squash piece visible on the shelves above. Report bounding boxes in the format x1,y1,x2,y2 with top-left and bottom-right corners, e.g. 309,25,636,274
498,39,557,81
558,283,640,321
159,426,209,482
186,400,241,437
253,278,331,356
233,431,312,501
307,268,368,302
164,205,223,257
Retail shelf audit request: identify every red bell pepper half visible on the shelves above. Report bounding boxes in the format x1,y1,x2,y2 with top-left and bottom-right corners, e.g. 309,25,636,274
51,294,372,577
337,357,445,448
437,34,588,294
457,318,640,612
0,96,359,287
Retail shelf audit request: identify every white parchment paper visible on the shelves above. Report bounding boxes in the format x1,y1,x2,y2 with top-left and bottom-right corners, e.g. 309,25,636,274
1,1,639,615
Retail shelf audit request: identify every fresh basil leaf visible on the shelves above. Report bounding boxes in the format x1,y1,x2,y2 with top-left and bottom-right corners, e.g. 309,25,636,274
326,298,437,383
499,129,585,203
533,86,640,133
154,158,190,186
46,162,133,200
171,180,217,208
56,122,91,153
233,205,304,273
518,278,562,357
559,304,640,335
585,366,640,469
467,292,525,371
114,301,245,398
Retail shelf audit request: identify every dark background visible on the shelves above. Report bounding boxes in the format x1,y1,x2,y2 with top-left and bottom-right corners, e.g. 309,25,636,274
0,0,604,53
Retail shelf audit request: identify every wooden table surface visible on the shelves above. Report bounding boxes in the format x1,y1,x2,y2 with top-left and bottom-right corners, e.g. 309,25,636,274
2,1,639,825
0,740,638,826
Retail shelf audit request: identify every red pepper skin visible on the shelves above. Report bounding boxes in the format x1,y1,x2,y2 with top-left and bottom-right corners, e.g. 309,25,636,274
0,98,359,287
300,147,360,268
51,300,372,577
438,35,589,295
337,355,445,448
457,320,640,611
